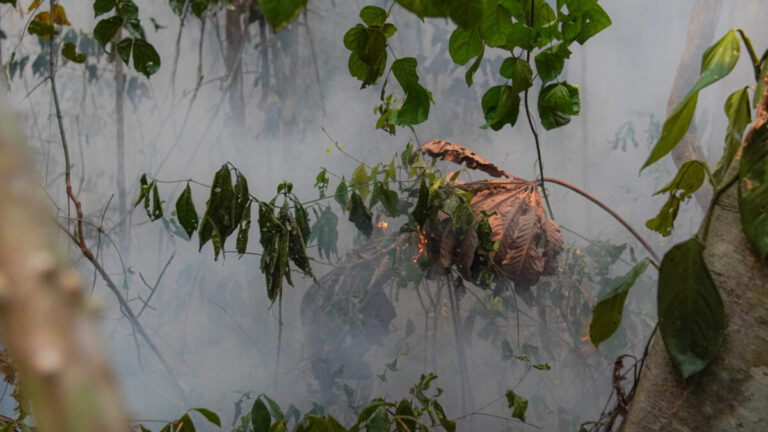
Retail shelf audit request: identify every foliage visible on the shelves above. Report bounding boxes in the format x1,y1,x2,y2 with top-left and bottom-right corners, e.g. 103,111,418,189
93,0,161,77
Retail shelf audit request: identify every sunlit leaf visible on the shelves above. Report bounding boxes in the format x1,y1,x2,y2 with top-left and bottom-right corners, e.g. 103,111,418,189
506,390,528,422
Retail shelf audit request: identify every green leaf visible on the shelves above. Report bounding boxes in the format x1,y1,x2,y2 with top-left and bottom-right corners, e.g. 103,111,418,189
464,45,484,87
412,180,430,227
391,57,419,90
367,406,388,432
739,123,768,258
537,82,580,130
449,27,483,66
534,43,570,83
251,399,271,432
132,39,161,77
380,188,399,217
393,0,445,19
175,183,199,238
433,401,455,432
343,24,368,53
259,0,308,32
573,4,611,44
714,87,751,184
499,57,533,92
643,30,740,169
589,259,650,347
481,85,520,130
94,16,123,47
115,37,132,64
658,238,726,379
360,5,387,27
309,206,339,260
646,160,707,236
61,41,86,63
168,0,185,16
395,400,416,432
505,22,535,50
236,201,252,255
505,390,528,422
261,395,285,421
396,84,431,125
348,192,373,237
481,3,513,48
335,181,349,209
192,408,221,427
151,182,163,221
350,164,370,199
199,165,238,259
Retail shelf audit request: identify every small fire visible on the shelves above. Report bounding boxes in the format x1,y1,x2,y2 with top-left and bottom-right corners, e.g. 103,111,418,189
412,231,429,263
377,221,389,231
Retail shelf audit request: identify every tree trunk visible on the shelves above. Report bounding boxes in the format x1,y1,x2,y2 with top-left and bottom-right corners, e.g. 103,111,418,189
620,182,768,431
0,104,129,431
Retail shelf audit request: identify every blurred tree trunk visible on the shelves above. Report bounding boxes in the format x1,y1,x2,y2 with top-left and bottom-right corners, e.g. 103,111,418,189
0,104,129,431
665,0,722,207
225,0,249,128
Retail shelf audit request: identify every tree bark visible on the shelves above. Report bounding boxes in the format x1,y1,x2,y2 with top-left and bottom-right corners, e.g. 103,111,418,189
620,74,768,432
0,103,129,431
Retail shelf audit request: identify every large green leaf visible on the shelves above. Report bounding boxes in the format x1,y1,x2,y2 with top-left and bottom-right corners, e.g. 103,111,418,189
537,82,580,130
714,87,751,184
499,57,533,92
643,30,741,169
589,259,650,347
394,0,445,19
360,6,387,27
175,183,199,238
658,238,725,379
646,160,708,236
259,0,308,32
348,192,373,237
739,123,768,258
448,27,483,65
199,165,239,259
391,57,432,125
251,399,271,432
350,163,370,199
481,85,520,130
481,3,513,48
94,16,123,46
534,43,570,83
132,38,161,77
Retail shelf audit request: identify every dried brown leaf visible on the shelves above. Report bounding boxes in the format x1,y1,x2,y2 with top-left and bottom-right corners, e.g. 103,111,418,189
419,139,511,178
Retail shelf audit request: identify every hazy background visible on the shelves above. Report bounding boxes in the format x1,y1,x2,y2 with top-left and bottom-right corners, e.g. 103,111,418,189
1,0,766,430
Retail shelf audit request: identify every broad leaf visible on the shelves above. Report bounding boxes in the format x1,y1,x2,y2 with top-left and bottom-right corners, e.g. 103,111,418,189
537,82,580,130
94,16,123,47
192,408,221,427
348,192,373,237
658,238,725,379
132,39,161,77
481,85,520,130
464,46,484,86
115,37,132,64
360,6,387,27
739,123,768,258
449,27,483,66
251,399,271,432
175,183,199,238
350,164,370,199
590,259,650,347
481,3,513,48
61,41,86,63
534,43,570,83
499,57,533,92
260,0,308,32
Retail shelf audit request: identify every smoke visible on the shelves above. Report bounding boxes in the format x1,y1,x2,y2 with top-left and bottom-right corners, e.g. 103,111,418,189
0,0,766,430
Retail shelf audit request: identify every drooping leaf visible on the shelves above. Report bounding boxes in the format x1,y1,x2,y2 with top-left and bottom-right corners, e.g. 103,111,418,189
236,202,252,255
115,37,132,64
360,5,387,27
714,87,751,184
192,408,221,427
481,85,520,130
259,0,308,32
537,82,580,130
534,43,570,83
335,181,349,210
589,259,650,347
175,183,199,238
658,238,725,379
449,27,483,65
261,395,285,421
499,57,533,93
739,123,768,258
646,160,707,236
94,16,123,47
61,41,86,63
348,192,373,237
419,139,509,178
132,38,161,77
643,30,741,169
464,45,484,87
199,165,238,259
505,390,528,422
151,182,163,221
412,180,431,227
350,164,370,199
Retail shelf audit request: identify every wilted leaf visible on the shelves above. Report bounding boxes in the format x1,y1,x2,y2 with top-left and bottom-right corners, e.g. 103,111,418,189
175,183,198,238
419,139,509,178
739,123,768,258
61,41,86,63
506,390,528,422
348,192,373,237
